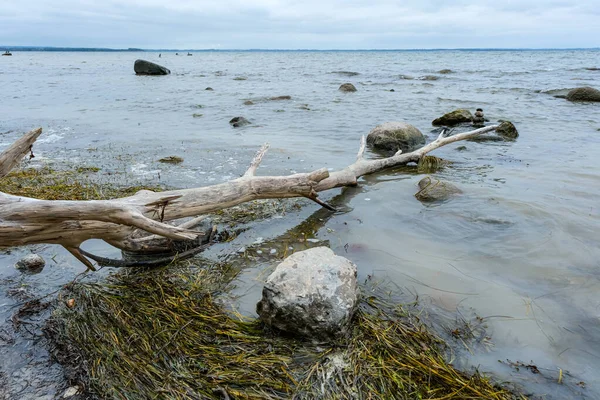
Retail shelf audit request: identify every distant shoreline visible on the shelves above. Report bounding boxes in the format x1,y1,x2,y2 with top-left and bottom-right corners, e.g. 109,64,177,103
1,46,599,53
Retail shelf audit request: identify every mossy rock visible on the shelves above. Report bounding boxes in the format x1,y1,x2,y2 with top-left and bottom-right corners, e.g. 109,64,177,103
432,109,473,126
366,122,425,154
339,83,357,92
495,121,519,139
415,176,462,202
566,87,600,102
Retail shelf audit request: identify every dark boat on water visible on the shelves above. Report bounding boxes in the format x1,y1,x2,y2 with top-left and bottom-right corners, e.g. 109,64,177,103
2,50,12,56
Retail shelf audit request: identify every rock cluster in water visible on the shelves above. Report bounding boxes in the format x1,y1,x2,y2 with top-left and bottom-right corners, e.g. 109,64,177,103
134,59,170,75
256,247,359,340
366,122,425,154
566,87,600,102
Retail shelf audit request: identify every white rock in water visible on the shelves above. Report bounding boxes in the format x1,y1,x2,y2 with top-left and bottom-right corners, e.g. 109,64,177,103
15,254,45,273
256,247,359,339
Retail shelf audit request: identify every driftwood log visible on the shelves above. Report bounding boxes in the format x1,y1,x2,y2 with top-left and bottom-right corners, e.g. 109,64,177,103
0,126,498,269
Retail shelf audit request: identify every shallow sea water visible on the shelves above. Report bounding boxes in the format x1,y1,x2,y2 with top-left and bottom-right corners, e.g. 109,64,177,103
1,50,600,398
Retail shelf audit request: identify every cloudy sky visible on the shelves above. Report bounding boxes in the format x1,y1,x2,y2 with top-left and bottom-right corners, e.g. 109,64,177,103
1,0,599,49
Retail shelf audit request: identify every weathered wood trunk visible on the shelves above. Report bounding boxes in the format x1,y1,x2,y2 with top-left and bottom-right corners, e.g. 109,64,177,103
0,126,499,269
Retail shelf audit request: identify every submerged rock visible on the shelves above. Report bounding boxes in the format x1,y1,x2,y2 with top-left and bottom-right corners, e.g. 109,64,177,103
229,116,251,127
256,247,359,339
158,156,184,164
366,122,426,154
432,109,473,126
495,121,519,139
438,69,453,74
205,87,214,91
418,75,439,81
339,83,357,92
566,87,600,102
15,254,45,274
134,59,170,75
415,176,462,202
269,95,292,101
243,100,254,105
331,71,360,76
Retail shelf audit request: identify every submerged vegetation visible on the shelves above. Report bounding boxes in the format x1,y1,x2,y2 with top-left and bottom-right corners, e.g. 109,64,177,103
0,166,164,200
46,263,523,400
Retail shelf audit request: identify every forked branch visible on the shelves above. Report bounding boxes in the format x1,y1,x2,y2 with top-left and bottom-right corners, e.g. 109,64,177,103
0,125,499,268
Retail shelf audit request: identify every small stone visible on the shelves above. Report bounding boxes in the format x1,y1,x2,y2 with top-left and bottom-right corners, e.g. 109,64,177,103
456,145,468,151
229,116,251,127
63,386,79,398
338,83,357,92
438,69,453,74
243,100,254,105
15,254,45,274
389,89,395,92
66,299,76,308
205,87,214,91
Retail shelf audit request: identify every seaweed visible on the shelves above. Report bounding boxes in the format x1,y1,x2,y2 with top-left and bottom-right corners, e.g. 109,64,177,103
46,264,524,400
0,166,164,200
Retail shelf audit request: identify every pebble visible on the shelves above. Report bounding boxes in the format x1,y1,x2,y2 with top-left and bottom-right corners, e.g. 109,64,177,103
63,386,79,398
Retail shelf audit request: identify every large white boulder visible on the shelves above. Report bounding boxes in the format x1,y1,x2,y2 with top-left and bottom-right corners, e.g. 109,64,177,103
256,247,359,339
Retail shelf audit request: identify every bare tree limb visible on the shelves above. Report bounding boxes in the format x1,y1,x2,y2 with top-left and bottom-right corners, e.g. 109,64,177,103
0,128,42,178
0,125,499,267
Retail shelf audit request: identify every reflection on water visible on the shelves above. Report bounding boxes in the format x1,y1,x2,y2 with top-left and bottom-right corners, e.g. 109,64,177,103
1,49,599,398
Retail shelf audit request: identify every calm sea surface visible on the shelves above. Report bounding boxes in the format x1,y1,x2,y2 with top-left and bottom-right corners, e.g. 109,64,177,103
1,50,600,398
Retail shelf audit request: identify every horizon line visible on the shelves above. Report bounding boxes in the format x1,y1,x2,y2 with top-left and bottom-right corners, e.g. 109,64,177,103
2,45,600,52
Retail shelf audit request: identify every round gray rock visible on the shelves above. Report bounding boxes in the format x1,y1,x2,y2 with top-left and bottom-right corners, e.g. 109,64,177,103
566,87,600,102
339,83,357,92
256,247,359,339
432,109,473,126
366,122,426,154
415,176,462,202
134,59,170,75
15,254,45,274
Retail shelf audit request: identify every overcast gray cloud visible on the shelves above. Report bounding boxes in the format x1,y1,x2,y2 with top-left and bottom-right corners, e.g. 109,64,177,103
1,0,598,49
